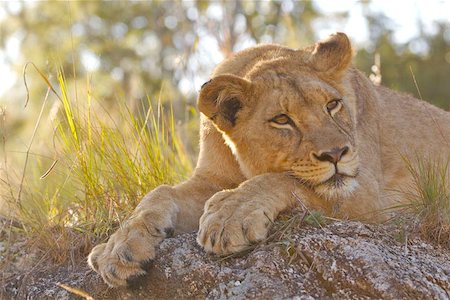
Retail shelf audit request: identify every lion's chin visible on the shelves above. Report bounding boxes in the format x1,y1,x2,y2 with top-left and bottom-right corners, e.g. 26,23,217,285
313,175,358,200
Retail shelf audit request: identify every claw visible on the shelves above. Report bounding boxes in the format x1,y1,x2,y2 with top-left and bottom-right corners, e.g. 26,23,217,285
139,259,154,271
241,223,249,237
106,265,119,279
126,272,148,288
117,247,134,263
164,227,175,238
222,235,230,249
210,231,217,248
88,255,99,272
87,243,106,272
103,265,126,287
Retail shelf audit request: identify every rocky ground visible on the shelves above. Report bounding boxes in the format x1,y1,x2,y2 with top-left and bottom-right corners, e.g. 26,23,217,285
2,220,450,299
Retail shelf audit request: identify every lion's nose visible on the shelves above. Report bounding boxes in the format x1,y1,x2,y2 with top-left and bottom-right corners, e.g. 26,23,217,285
314,146,349,164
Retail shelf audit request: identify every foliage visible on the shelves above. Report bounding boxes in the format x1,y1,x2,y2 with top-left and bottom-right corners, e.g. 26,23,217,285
399,157,450,247
0,1,320,106
0,70,191,262
304,210,327,228
355,20,450,110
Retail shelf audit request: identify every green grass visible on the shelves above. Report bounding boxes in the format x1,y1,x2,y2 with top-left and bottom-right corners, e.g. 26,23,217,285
0,67,192,263
398,156,450,247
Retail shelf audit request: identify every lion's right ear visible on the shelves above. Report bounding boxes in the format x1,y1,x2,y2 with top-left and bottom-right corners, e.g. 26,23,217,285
198,74,252,132
308,32,353,79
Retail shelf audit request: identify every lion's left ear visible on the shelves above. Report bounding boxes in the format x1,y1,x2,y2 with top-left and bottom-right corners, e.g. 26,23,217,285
308,32,353,79
198,74,253,132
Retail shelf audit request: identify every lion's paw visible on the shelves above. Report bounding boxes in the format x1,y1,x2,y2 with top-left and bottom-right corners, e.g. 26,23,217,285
88,215,173,287
197,190,274,256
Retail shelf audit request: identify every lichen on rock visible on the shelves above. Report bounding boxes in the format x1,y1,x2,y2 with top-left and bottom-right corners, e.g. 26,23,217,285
3,221,450,299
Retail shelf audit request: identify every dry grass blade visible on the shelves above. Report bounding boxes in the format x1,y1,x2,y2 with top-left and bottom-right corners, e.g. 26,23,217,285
292,192,326,229
23,62,62,108
0,215,24,230
17,86,51,205
409,66,449,148
0,106,16,202
40,160,59,179
57,283,94,300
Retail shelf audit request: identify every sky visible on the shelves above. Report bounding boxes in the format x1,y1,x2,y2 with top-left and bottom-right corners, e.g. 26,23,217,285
0,0,449,98
314,0,450,44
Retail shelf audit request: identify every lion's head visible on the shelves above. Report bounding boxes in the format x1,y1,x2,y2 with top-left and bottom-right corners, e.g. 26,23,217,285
198,33,360,200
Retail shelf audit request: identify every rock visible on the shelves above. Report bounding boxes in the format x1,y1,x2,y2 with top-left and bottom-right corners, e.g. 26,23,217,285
3,221,450,299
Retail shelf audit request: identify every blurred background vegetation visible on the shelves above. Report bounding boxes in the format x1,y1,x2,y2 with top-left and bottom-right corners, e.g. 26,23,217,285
1,1,449,125
0,0,449,263
1,1,449,144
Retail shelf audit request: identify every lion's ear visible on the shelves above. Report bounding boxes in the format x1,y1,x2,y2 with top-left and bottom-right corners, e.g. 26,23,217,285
308,32,353,78
198,74,252,132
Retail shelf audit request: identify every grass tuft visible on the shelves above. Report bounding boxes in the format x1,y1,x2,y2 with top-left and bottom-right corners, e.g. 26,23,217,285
1,67,192,264
400,156,450,247
304,210,327,228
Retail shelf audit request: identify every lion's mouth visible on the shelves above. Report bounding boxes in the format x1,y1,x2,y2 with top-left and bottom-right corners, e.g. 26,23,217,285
323,173,346,187
322,171,357,187
313,171,359,198
292,163,360,198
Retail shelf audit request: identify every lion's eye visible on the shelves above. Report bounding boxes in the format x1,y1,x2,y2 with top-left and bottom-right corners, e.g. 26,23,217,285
270,114,291,125
326,99,342,114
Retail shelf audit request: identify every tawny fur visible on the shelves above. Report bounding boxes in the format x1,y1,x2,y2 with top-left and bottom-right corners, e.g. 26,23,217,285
88,33,450,287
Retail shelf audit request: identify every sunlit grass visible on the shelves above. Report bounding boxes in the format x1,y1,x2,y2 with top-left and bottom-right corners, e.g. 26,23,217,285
0,67,192,263
401,68,450,246
396,156,450,247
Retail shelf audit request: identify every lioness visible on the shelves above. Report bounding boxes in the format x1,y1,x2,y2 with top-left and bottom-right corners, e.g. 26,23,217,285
88,33,450,287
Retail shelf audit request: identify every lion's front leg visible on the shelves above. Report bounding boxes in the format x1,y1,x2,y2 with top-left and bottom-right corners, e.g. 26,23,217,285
88,185,179,287
88,118,246,287
197,173,301,256
88,174,241,286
